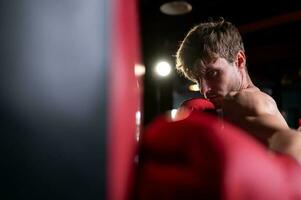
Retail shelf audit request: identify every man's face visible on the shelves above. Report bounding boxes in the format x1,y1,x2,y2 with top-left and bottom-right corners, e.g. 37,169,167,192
195,57,241,105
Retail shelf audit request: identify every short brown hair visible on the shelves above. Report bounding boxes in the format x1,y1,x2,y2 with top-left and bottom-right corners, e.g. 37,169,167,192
176,18,245,82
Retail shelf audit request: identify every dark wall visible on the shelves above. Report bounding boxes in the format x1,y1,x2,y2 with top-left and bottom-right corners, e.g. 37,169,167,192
281,86,301,128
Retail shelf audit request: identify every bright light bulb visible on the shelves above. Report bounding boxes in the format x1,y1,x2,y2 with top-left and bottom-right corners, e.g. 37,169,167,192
155,61,171,77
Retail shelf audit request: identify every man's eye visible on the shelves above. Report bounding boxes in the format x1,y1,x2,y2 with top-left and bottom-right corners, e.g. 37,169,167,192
206,70,218,78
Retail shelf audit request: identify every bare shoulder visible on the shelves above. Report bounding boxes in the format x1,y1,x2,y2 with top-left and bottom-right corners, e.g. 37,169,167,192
226,87,278,116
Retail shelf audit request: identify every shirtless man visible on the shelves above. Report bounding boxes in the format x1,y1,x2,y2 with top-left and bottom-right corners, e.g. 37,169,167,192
175,18,301,162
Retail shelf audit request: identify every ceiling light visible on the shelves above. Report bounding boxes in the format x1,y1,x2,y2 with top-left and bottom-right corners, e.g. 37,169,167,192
160,1,192,16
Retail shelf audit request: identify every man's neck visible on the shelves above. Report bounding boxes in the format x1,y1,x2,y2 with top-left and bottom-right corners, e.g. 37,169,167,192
240,70,254,90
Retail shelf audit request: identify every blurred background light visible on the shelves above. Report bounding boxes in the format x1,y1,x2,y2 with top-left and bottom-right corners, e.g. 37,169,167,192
189,84,199,92
155,61,171,77
135,63,146,77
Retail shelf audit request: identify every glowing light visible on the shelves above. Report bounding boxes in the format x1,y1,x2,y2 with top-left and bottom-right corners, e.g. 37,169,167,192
134,64,145,77
155,61,171,77
188,84,199,92
171,109,178,119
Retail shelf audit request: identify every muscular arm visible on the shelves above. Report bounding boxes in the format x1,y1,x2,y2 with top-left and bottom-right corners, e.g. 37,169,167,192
243,114,288,146
223,90,287,141
244,93,288,143
235,113,301,163
222,89,301,163
245,98,301,163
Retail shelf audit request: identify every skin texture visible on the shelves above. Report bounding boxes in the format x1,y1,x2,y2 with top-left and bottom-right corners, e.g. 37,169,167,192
195,51,301,163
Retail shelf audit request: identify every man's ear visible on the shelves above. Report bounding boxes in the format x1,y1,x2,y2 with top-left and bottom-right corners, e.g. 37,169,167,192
235,50,246,70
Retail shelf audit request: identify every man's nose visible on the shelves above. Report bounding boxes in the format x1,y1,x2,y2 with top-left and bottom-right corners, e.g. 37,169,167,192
199,79,210,98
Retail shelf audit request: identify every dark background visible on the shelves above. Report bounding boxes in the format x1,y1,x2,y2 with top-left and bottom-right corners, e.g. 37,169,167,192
140,0,301,127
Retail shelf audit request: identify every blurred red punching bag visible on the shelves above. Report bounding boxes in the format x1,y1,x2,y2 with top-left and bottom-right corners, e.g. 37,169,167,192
107,0,142,199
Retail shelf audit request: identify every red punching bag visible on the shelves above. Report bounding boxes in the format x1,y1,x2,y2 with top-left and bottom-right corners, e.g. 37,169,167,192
107,0,142,199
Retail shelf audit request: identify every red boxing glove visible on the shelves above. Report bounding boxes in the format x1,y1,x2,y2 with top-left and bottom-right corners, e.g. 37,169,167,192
134,112,301,200
179,98,216,115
